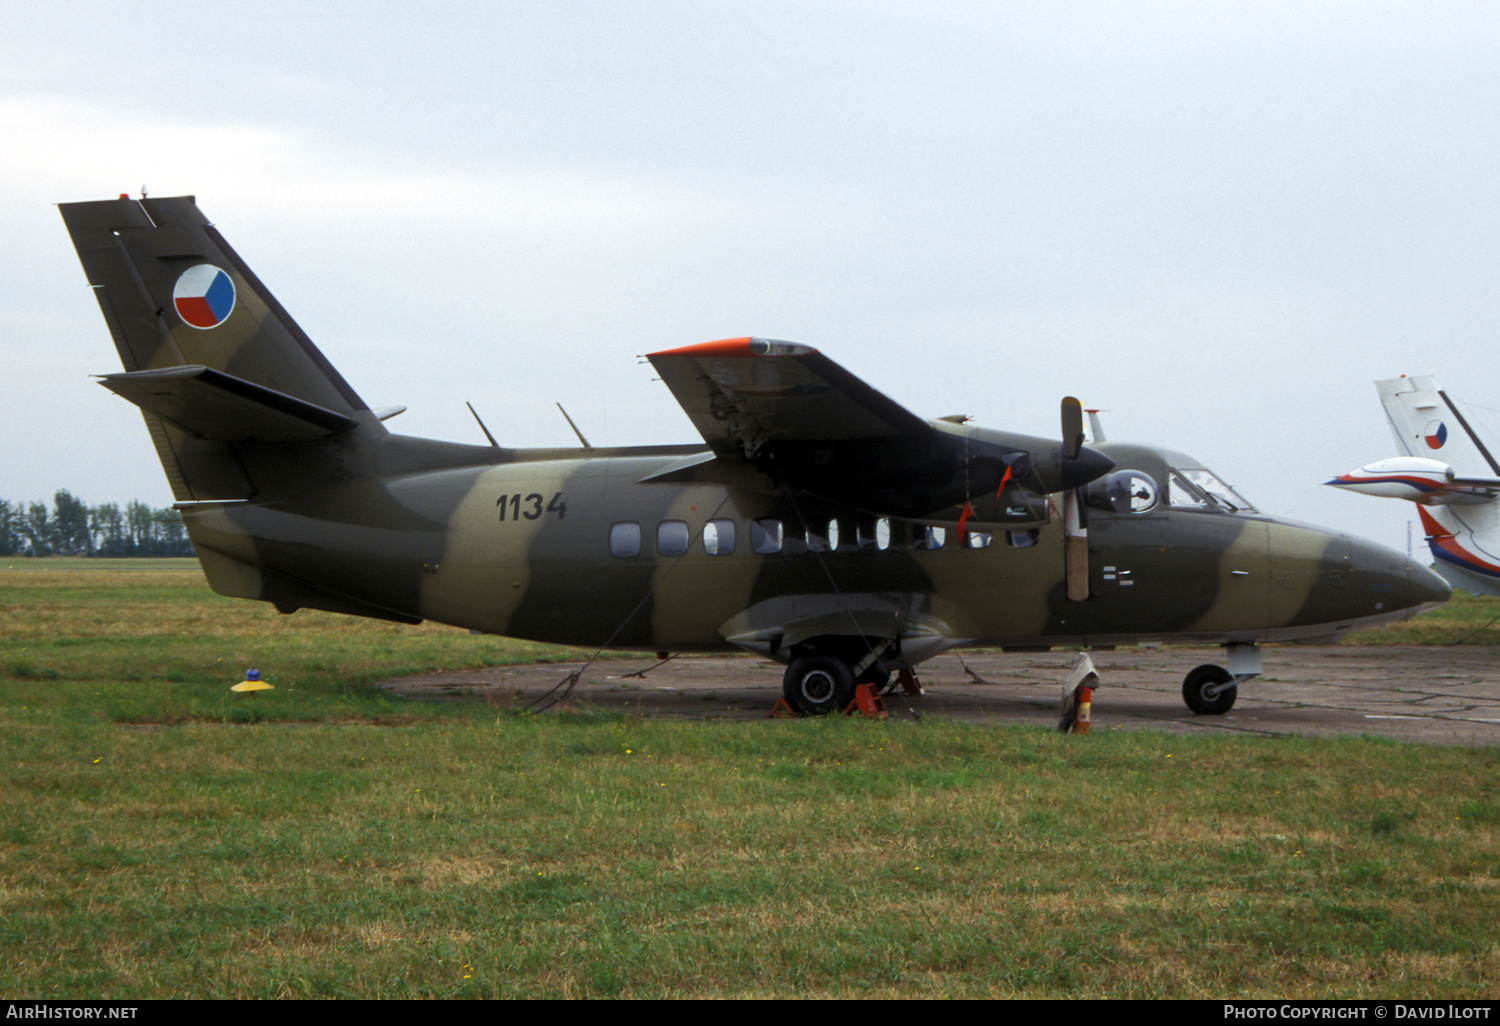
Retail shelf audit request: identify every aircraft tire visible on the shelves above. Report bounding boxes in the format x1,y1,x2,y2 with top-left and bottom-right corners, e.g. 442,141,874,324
783,655,857,716
1182,664,1236,715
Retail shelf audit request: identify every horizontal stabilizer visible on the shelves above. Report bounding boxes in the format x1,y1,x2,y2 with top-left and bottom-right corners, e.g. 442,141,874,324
98,365,356,442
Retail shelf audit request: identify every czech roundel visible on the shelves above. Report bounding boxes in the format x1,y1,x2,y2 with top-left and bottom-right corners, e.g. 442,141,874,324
173,264,236,329
1423,421,1448,450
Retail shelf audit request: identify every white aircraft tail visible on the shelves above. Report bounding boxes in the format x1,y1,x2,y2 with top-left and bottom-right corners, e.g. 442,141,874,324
1378,376,1500,476
1374,376,1500,596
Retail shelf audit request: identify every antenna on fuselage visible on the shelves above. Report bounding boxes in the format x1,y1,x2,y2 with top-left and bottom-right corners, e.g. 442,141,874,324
557,403,594,450
466,401,500,449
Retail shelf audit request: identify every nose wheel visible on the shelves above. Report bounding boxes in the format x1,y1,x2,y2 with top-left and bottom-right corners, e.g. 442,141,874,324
1182,663,1237,715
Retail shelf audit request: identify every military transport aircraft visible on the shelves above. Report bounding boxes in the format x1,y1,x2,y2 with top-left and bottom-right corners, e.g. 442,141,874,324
61,195,1449,716
1329,375,1500,598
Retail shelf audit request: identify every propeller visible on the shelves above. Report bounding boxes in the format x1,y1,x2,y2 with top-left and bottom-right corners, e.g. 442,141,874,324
1060,397,1090,602
979,400,1110,538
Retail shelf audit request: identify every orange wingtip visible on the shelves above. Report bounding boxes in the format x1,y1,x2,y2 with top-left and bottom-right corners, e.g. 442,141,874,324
648,337,814,358
648,337,756,358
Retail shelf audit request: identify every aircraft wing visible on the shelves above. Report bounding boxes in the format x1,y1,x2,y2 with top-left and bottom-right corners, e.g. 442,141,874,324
646,337,1111,519
647,337,929,458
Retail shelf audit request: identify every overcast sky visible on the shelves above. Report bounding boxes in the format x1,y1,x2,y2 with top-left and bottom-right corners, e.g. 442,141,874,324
6,0,1500,555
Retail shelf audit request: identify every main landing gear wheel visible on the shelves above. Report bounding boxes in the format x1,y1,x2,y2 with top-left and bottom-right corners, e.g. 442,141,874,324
783,655,856,716
1182,664,1237,715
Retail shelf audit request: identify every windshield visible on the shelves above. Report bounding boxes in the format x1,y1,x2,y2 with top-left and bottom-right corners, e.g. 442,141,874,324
1172,467,1257,513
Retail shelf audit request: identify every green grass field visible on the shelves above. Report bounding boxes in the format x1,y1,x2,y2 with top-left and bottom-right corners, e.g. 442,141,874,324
2,558,1499,998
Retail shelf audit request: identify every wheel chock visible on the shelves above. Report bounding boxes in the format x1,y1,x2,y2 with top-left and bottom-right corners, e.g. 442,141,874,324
844,683,889,719
770,697,799,718
896,666,923,695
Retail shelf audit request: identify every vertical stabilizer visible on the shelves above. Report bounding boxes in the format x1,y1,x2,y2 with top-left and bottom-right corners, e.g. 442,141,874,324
1378,375,1500,477
60,196,384,500
1376,376,1500,596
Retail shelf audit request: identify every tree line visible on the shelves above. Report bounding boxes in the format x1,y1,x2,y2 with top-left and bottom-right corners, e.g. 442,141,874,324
0,491,193,557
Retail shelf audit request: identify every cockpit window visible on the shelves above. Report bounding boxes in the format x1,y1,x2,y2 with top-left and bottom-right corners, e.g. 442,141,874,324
1170,468,1257,513
1169,472,1213,510
1181,469,1256,512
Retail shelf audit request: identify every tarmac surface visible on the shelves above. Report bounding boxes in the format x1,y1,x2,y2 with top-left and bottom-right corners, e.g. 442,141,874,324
379,645,1500,746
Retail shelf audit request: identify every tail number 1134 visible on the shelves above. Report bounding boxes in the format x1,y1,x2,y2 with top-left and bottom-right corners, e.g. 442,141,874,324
496,492,567,522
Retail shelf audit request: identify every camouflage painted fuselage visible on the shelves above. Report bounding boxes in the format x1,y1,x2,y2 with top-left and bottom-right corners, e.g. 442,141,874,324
178,436,1444,662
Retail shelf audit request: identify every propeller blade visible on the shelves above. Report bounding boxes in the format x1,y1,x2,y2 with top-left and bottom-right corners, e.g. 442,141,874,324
1064,488,1089,602
1061,396,1084,460
1061,396,1089,601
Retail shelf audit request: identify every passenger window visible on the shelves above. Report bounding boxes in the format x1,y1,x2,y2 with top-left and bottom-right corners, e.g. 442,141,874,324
807,519,838,553
915,526,946,550
1006,529,1038,548
857,517,891,551
610,522,641,558
966,532,993,549
657,520,690,557
751,518,783,554
704,518,736,555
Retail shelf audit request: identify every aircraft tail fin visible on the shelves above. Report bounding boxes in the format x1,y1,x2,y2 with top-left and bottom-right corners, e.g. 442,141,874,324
1374,377,1500,595
1378,375,1500,479
60,195,384,501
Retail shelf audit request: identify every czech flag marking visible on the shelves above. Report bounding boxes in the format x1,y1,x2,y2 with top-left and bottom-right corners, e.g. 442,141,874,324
173,264,236,329
1424,421,1448,450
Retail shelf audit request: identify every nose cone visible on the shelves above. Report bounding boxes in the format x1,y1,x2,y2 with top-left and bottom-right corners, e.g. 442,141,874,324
1410,557,1454,610
1353,534,1450,611
1309,533,1451,632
